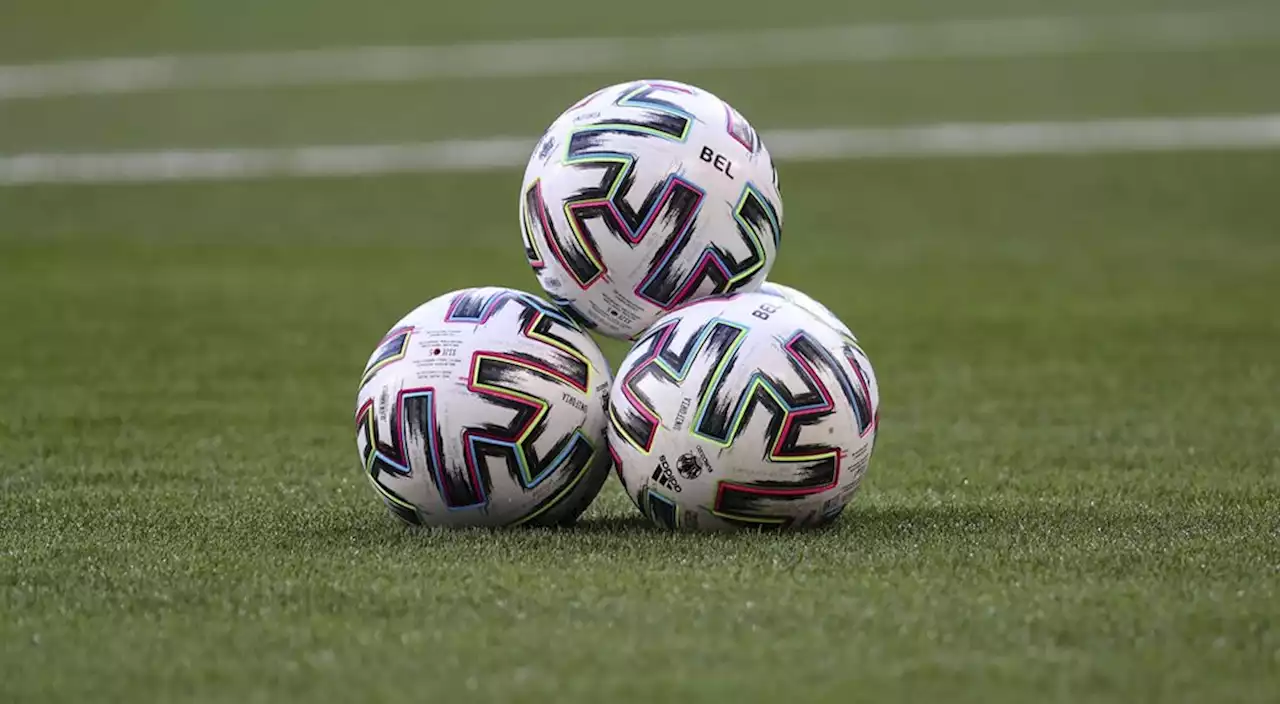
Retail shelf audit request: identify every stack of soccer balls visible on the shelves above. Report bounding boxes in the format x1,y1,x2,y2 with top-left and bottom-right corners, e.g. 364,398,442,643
355,80,879,531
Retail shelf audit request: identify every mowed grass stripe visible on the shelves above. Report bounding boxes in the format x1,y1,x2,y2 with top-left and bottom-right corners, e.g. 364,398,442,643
3,114,1280,185
2,10,1280,100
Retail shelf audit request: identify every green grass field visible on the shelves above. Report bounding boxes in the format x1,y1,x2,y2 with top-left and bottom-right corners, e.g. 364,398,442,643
1,1,1278,702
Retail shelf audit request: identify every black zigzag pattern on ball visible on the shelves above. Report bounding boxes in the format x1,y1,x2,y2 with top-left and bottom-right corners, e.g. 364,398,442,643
606,81,692,139
612,319,744,451
556,132,706,293
558,139,775,307
521,180,552,267
841,340,876,435
525,176,601,286
447,290,590,390
640,186,775,307
566,139,702,241
700,334,840,485
356,395,444,521
643,489,680,530
737,183,783,250
702,332,866,527
468,356,595,491
401,394,486,509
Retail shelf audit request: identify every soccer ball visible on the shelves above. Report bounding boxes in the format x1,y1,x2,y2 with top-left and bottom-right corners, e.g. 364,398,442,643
758,281,855,339
355,287,614,527
520,79,784,340
607,292,879,530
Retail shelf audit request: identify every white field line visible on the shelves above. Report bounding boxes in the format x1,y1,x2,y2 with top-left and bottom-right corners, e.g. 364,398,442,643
2,11,1280,100
3,115,1280,186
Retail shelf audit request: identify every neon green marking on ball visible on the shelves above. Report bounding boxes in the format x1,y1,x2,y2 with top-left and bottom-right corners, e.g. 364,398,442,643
512,442,598,526
689,326,748,446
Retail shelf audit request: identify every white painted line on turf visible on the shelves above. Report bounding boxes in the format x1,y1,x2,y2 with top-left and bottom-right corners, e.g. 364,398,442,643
3,115,1280,186
0,138,535,184
765,115,1280,159
2,11,1279,100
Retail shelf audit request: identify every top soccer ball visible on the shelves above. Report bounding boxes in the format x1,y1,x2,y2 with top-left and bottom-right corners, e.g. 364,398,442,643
520,79,784,340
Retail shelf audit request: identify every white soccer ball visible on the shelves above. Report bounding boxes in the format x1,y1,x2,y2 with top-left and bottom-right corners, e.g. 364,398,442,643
758,281,855,339
520,79,784,340
355,287,614,527
607,292,880,530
